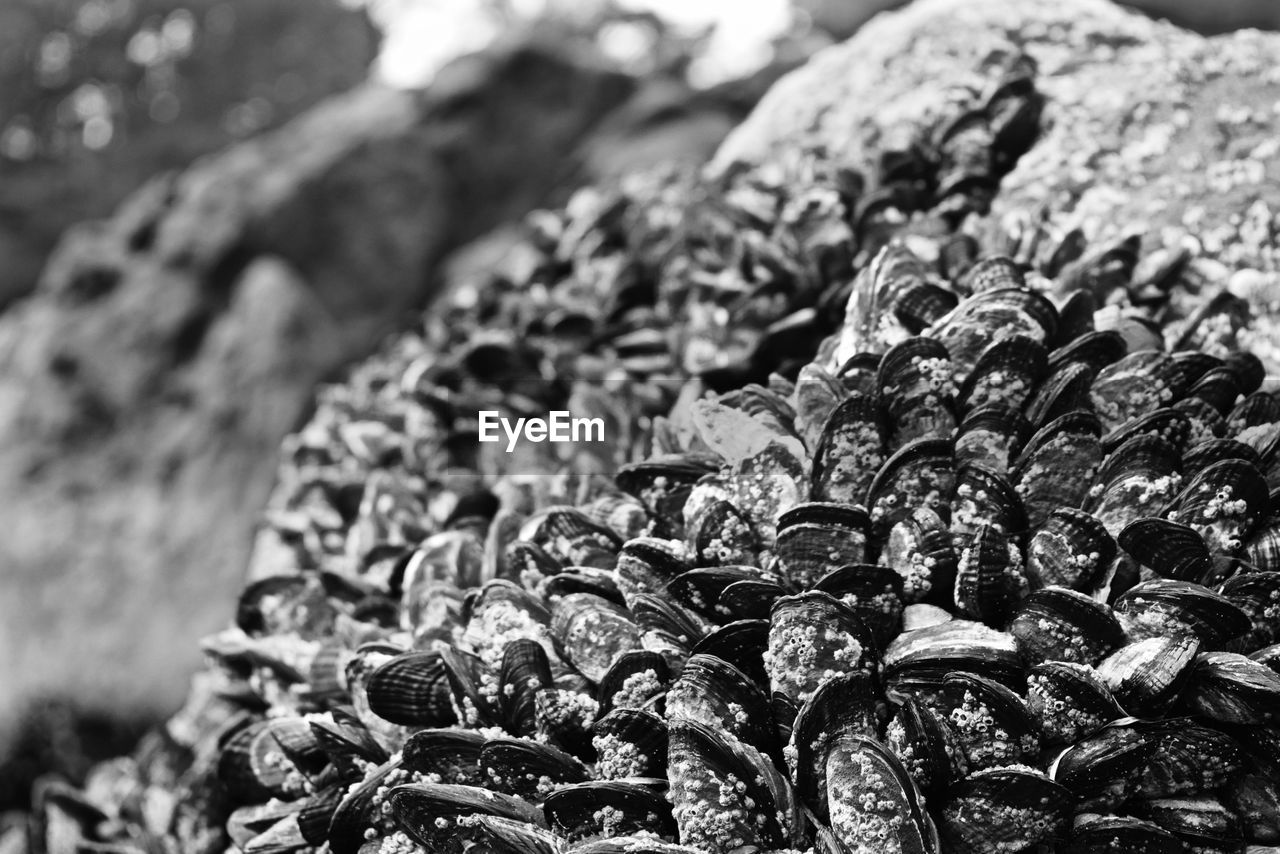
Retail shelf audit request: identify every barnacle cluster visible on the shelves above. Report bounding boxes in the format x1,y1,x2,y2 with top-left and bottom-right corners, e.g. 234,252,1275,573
20,39,1280,854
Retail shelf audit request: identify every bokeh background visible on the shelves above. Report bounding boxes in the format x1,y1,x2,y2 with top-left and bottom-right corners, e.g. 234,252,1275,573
1,0,1276,814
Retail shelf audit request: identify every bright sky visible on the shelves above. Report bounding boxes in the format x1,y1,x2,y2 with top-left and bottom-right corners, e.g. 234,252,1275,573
364,0,794,89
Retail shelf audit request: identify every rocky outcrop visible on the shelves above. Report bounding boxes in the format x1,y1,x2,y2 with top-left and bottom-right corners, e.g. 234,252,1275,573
0,45,634,747
714,0,1280,375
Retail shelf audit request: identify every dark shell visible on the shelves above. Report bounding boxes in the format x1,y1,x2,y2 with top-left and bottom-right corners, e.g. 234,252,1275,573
666,653,776,756
1090,350,1185,433
867,437,956,538
1101,407,1191,455
1137,795,1245,854
1023,362,1093,429
894,281,960,333
591,707,668,780
1012,409,1104,527
479,736,590,799
775,502,871,589
951,464,1027,537
1140,724,1243,798
667,719,797,853
615,455,719,537
1065,814,1184,854
388,782,545,854
1221,571,1280,653
1113,578,1250,646
689,619,769,687
1228,390,1280,432
616,537,692,596
876,336,958,446
665,565,773,622
789,671,879,821
688,500,759,567
879,506,959,606
596,649,669,715
811,392,887,506
543,781,676,842
883,619,1024,704
1187,365,1242,413
551,593,642,683
939,672,1039,771
764,591,878,707
812,563,905,647
327,759,403,854
1026,507,1117,592
1046,329,1127,378
884,697,967,794
498,639,554,737
1165,457,1270,556
930,287,1057,379
1048,718,1162,804
1008,587,1124,666
952,525,1026,628
824,734,940,854
955,404,1032,474
1183,651,1280,724
938,766,1071,854
1182,437,1263,478
1086,436,1184,535
401,728,485,784
956,335,1047,414
1096,636,1200,716
359,651,453,732
1027,661,1125,745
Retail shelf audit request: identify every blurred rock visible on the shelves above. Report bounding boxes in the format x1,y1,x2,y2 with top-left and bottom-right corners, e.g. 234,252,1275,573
0,0,380,310
0,45,633,755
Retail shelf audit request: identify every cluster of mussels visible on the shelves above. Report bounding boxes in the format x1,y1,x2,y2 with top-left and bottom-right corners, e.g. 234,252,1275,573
23,53,1280,854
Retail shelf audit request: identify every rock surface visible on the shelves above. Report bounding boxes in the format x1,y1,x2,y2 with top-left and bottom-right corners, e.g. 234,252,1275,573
0,46,634,747
713,0,1280,374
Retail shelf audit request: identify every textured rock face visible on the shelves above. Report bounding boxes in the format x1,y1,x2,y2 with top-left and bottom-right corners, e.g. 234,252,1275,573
714,0,1280,375
0,47,633,744
716,0,1280,268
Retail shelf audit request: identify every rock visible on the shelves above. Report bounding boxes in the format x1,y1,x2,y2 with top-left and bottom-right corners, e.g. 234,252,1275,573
0,45,633,749
713,0,1280,377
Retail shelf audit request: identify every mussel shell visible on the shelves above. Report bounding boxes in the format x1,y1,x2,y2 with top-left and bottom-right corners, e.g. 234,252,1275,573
1047,329,1127,377
1025,507,1116,591
1136,795,1245,854
1008,587,1124,666
1222,571,1280,653
1090,350,1184,433
938,766,1071,854
955,404,1032,474
616,537,692,596
824,734,939,854
1183,651,1280,724
1096,636,1200,716
956,335,1047,414
1166,457,1270,555
592,708,668,779
880,506,959,606
666,653,776,756
952,525,1026,628
543,780,676,841
764,591,878,707
551,593,642,683
931,287,1057,379
1113,578,1250,646
595,649,669,715
479,736,590,799
939,672,1039,771
1023,362,1094,429
1100,407,1191,455
775,503,871,589
884,697,966,794
876,336,958,446
498,638,554,737
667,718,796,853
688,500,759,568
1118,518,1213,583
1065,814,1184,854
366,651,455,727
867,437,956,538
388,782,545,854
951,465,1028,537
1027,661,1125,745
811,392,887,506
812,563,905,647
400,728,485,784
884,619,1024,703
1012,409,1104,528
1140,724,1244,798
1049,717,1163,803
689,619,769,687
789,671,878,820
